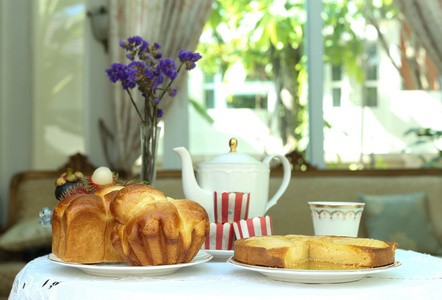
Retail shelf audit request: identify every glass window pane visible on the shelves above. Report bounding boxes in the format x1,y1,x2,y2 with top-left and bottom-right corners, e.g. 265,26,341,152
190,0,442,170
365,65,377,81
323,2,442,169
365,44,378,80
205,90,215,108
332,65,342,81
227,94,268,109
365,87,378,107
190,2,298,159
332,88,341,107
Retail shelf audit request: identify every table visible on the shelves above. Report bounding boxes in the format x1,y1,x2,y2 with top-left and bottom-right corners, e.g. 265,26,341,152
9,249,442,300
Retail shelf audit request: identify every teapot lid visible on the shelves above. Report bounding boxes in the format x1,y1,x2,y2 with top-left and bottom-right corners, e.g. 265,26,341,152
200,138,263,165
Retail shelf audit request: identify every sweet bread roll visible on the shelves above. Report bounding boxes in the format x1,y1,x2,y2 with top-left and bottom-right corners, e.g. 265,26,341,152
110,184,210,266
52,185,125,263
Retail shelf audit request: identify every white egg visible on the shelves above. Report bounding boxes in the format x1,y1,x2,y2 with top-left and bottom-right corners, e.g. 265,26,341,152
91,166,113,185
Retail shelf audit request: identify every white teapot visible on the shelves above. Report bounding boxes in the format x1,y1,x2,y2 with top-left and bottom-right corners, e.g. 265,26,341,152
173,138,291,222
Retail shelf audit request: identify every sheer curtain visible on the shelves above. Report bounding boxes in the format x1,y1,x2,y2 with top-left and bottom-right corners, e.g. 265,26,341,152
395,0,442,75
104,0,214,175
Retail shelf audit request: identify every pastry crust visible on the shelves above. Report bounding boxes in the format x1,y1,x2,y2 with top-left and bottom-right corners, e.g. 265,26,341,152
52,184,210,266
110,184,210,266
52,185,125,263
233,235,397,269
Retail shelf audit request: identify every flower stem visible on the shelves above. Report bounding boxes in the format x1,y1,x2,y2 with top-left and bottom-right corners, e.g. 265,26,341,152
126,89,144,122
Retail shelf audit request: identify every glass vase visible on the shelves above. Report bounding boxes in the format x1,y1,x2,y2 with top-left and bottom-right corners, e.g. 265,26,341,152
140,123,161,186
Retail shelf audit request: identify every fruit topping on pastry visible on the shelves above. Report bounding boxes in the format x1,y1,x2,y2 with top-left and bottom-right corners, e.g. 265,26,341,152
55,166,120,201
88,166,117,191
55,169,85,200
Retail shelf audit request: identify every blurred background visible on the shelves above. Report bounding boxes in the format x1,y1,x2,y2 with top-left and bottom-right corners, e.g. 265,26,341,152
1,0,442,224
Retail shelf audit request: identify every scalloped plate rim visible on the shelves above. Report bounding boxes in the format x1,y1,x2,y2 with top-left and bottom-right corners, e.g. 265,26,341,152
48,250,213,277
227,257,401,283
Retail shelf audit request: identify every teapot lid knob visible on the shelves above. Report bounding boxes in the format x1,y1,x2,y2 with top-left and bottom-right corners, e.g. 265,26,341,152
198,137,264,165
229,138,238,152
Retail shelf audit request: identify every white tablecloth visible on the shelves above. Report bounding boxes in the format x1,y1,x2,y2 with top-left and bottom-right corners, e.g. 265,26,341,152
9,249,442,300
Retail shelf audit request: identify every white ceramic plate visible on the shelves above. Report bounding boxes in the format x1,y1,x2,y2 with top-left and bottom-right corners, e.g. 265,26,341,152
204,250,233,261
48,251,213,277
227,257,401,283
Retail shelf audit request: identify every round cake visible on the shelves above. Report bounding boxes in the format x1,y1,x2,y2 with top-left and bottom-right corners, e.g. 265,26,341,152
233,235,397,269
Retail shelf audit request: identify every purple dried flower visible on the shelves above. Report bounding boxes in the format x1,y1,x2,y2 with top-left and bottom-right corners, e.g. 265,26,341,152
105,63,139,90
168,87,178,97
193,52,203,61
128,61,147,69
144,69,154,79
138,51,148,60
178,50,190,61
159,58,178,80
152,73,164,90
105,63,128,83
122,70,137,89
107,36,202,122
127,36,143,46
178,50,202,70
140,40,149,51
120,39,130,50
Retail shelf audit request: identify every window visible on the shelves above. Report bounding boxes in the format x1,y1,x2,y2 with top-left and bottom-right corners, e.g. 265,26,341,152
22,0,442,174
363,44,378,108
204,90,215,109
332,65,342,81
322,9,442,169
189,67,279,159
365,44,378,81
331,65,342,107
364,87,378,107
332,88,342,107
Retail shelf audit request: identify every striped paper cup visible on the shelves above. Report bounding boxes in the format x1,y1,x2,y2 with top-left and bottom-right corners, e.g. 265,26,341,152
214,191,250,223
233,216,273,239
203,222,235,250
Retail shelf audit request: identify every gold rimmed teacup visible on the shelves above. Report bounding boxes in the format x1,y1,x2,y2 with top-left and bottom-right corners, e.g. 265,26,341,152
308,202,365,237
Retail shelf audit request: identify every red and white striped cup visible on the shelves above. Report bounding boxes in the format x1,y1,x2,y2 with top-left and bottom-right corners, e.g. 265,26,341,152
203,222,235,250
233,216,273,239
214,191,250,224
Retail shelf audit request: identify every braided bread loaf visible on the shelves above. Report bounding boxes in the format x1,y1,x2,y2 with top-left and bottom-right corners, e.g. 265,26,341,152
52,185,125,263
110,184,210,266
52,183,210,266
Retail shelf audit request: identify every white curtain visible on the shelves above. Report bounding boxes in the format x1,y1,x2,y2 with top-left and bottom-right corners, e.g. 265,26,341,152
395,0,442,75
105,0,214,175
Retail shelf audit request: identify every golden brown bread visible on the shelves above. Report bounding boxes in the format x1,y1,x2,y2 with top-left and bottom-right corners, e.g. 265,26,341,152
52,183,209,266
52,185,125,263
233,235,397,269
110,184,210,266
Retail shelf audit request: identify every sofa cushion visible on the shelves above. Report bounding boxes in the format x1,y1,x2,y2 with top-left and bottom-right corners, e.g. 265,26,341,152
359,192,442,255
0,217,52,251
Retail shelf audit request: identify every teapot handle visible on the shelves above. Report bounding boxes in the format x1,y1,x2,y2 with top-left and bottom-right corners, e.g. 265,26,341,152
262,154,291,213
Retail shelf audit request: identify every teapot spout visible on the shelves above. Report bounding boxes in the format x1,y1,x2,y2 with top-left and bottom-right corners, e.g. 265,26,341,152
173,147,213,220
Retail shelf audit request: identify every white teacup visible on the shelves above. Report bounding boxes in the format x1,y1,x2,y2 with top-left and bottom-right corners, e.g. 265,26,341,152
308,202,365,237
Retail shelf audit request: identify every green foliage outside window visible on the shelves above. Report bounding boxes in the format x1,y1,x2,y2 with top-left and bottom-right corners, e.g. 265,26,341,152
197,0,397,153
